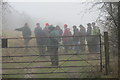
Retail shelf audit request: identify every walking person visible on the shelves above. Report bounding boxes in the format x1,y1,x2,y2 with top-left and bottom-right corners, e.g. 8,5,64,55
15,23,31,50
34,23,46,56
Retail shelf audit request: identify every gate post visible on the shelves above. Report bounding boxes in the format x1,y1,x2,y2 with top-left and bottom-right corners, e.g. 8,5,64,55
118,1,120,78
99,34,102,72
2,38,8,48
104,32,109,75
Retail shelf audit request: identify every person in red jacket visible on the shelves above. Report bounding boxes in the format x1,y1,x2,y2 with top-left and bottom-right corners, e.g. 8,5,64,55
62,24,72,53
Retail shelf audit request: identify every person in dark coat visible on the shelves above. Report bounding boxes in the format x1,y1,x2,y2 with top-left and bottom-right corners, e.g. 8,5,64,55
56,25,63,36
55,25,63,52
55,25,63,42
92,22,100,52
43,23,50,52
34,23,46,56
86,23,93,53
15,23,31,50
73,25,80,54
79,25,86,52
48,25,59,66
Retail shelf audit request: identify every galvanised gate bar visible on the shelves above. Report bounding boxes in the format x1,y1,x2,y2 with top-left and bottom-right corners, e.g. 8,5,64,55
1,33,109,78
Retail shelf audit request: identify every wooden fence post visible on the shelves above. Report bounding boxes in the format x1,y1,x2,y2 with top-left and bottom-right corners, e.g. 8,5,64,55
99,34,102,72
118,1,120,78
2,38,8,48
104,32,109,75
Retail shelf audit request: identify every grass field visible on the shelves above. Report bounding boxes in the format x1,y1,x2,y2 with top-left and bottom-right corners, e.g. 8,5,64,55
2,45,102,78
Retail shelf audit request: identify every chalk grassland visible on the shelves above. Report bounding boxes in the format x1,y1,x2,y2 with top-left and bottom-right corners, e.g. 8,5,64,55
2,30,102,78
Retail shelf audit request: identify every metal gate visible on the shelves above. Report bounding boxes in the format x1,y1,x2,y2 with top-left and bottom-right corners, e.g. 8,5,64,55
2,34,106,78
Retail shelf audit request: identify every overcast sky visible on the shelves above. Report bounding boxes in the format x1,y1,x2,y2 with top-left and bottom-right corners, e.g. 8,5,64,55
8,1,100,29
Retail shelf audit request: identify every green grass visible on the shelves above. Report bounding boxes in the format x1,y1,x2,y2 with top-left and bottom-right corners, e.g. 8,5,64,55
2,50,101,78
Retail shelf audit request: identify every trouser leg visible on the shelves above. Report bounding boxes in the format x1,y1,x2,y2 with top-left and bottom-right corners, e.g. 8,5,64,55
87,41,92,53
88,43,91,52
63,42,68,53
24,39,30,50
54,48,58,65
38,46,45,56
82,40,85,51
24,39,29,46
80,41,84,52
90,42,95,53
93,37,100,53
93,37,99,52
96,37,100,52
80,39,86,52
50,47,58,66
74,41,79,54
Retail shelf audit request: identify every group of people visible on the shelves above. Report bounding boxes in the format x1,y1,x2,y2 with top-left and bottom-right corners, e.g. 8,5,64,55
15,22,100,66
72,22,100,54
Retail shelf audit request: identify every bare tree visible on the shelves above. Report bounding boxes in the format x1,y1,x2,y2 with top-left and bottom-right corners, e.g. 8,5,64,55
89,2,119,77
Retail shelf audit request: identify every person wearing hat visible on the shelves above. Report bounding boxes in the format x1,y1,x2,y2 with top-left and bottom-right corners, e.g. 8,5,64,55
73,25,80,54
15,23,31,51
48,25,59,66
43,23,49,33
86,23,93,53
79,24,86,52
34,23,46,56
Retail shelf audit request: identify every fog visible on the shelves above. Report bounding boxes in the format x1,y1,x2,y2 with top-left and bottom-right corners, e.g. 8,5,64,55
8,2,100,30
